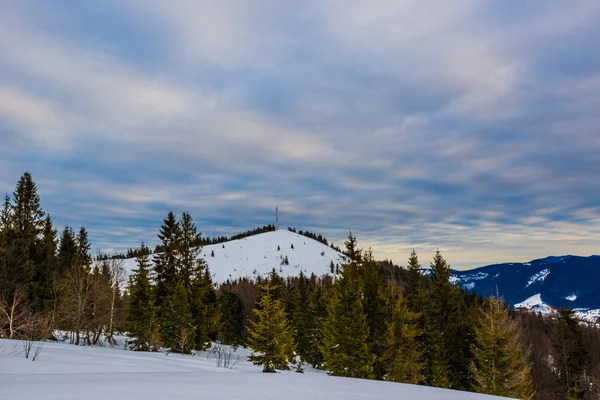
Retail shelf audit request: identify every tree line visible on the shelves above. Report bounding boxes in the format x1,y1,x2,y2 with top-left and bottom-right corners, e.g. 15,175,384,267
1,172,600,399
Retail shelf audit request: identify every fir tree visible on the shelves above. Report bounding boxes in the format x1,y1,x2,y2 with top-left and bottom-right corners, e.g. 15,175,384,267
320,261,375,379
380,286,424,384
126,244,158,351
404,250,426,314
247,279,295,372
470,296,534,399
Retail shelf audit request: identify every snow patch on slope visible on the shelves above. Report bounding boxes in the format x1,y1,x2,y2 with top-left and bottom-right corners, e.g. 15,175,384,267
565,293,578,301
525,268,550,288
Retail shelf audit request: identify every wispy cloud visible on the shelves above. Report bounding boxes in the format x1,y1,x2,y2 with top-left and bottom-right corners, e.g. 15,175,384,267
1,1,599,268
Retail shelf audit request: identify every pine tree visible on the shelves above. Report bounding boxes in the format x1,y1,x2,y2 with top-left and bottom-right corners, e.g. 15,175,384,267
247,279,295,372
320,261,375,379
470,296,534,399
162,281,195,354
380,286,424,384
126,244,158,351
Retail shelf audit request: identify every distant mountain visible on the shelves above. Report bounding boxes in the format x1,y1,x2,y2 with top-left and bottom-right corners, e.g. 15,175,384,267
123,230,347,284
447,255,600,322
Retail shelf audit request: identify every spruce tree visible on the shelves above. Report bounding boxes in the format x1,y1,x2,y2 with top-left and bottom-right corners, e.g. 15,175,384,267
380,286,424,384
29,214,58,313
247,279,295,372
358,249,388,379
153,211,181,343
126,244,158,351
162,281,195,354
291,271,321,367
404,250,426,313
470,296,534,399
58,226,78,273
320,262,375,379
421,250,452,388
217,290,245,346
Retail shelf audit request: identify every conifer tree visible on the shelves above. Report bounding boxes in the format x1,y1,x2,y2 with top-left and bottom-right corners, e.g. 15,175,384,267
217,290,245,346
421,250,452,388
291,271,321,366
359,249,388,379
320,261,375,379
404,250,426,313
29,214,58,313
247,279,295,372
126,244,158,351
380,286,424,384
58,226,78,273
153,211,181,342
76,227,92,268
470,296,534,399
162,281,195,354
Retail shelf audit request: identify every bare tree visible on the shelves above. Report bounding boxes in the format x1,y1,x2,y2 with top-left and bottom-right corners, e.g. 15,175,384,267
0,287,33,339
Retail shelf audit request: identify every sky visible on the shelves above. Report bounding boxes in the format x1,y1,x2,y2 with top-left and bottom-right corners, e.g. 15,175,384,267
1,1,599,269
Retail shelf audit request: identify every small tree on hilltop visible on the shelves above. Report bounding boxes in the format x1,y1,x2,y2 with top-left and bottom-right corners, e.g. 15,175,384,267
247,279,295,372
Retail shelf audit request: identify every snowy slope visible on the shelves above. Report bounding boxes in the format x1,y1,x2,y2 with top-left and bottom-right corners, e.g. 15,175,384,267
122,230,347,284
0,339,511,400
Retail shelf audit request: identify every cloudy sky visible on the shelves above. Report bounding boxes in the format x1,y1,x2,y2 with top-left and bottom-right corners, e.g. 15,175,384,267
1,1,599,269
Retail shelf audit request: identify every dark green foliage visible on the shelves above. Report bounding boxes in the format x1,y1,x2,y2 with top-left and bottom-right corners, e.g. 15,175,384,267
76,227,92,268
421,250,452,388
58,226,78,273
247,279,296,372
470,296,534,399
358,250,389,379
320,261,375,378
217,290,245,346
126,244,158,351
162,281,195,354
29,214,58,313
291,272,322,366
380,286,424,384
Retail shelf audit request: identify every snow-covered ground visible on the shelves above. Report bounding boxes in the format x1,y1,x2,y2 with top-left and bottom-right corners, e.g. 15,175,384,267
514,293,555,315
122,230,347,284
0,339,510,400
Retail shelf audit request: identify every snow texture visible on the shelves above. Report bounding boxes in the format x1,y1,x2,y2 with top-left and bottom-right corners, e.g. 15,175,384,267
122,230,347,284
514,294,554,316
524,268,550,288
0,339,511,400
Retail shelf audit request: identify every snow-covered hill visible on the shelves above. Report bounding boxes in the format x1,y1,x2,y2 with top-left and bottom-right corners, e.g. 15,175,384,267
122,230,347,284
0,339,510,400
